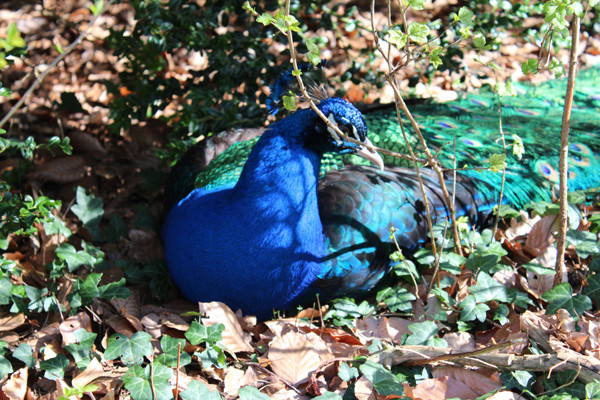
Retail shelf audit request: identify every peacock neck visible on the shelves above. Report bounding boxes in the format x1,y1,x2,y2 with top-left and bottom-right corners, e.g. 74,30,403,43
234,110,323,206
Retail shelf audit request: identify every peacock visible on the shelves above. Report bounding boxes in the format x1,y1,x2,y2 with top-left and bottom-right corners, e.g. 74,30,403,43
161,66,600,320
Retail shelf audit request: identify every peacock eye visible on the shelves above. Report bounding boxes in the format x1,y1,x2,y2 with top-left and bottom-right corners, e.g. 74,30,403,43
338,125,350,135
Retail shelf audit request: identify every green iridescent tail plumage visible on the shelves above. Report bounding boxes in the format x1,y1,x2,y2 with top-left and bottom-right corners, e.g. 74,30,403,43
176,66,600,209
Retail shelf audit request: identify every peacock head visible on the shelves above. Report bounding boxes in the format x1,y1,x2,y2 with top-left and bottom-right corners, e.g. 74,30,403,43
313,97,384,170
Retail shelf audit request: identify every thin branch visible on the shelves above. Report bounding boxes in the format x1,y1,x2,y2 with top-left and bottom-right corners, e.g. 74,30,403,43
0,0,115,129
555,14,580,276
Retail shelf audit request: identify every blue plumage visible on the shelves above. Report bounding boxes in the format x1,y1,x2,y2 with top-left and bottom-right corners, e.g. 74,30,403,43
162,67,600,319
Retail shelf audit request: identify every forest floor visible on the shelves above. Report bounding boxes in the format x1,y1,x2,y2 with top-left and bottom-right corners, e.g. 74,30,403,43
1,1,600,399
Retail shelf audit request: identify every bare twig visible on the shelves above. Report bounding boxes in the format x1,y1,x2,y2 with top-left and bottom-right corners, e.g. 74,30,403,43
555,14,580,276
245,362,303,395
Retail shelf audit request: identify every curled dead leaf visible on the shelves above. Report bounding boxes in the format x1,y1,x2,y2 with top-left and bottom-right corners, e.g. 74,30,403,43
59,312,92,346
267,330,334,386
1,367,28,400
29,156,88,183
198,302,253,353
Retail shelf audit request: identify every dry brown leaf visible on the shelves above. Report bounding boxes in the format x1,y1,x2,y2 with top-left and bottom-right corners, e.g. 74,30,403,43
354,375,377,400
268,330,334,385
526,215,558,252
355,317,411,345
505,211,540,241
72,357,108,388
223,366,246,397
526,246,562,297
68,131,107,155
1,367,28,400
487,391,528,400
29,156,88,183
0,314,26,332
411,367,502,400
59,312,92,346
198,302,253,352
443,331,475,352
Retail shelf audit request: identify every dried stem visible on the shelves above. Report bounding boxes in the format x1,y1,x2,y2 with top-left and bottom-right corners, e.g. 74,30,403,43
555,15,580,276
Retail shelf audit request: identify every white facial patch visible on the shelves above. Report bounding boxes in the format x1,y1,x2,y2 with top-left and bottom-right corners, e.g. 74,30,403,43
327,113,343,145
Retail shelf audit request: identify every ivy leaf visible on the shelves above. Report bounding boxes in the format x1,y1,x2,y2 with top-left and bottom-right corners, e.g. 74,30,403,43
13,343,35,368
180,380,223,400
105,332,153,366
238,386,270,400
584,274,600,305
459,294,490,322
185,321,224,346
40,354,69,380
542,283,592,320
122,363,172,400
55,243,97,272
405,321,441,346
314,392,343,400
156,335,191,367
71,186,103,239
376,286,416,313
565,230,599,258
471,271,508,303
0,341,12,379
359,360,405,396
338,361,359,382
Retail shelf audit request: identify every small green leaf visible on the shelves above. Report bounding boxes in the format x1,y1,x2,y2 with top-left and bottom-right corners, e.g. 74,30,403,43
511,134,525,160
470,271,508,303
405,321,441,346
238,386,270,400
13,343,35,368
376,286,416,313
338,361,359,382
105,332,153,366
566,230,599,258
521,58,538,75
359,360,404,396
584,274,600,305
256,13,274,26
90,0,104,16
407,22,430,44
489,153,507,172
407,0,425,9
386,28,407,49
71,186,104,229
157,335,191,367
455,7,474,26
282,95,296,111
180,380,224,400
122,363,172,400
185,321,224,346
55,243,97,272
40,354,69,380
459,294,489,322
314,392,343,400
542,283,592,320
5,23,26,51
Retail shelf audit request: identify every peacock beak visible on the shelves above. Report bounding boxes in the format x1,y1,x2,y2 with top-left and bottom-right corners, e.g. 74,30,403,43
355,138,384,171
